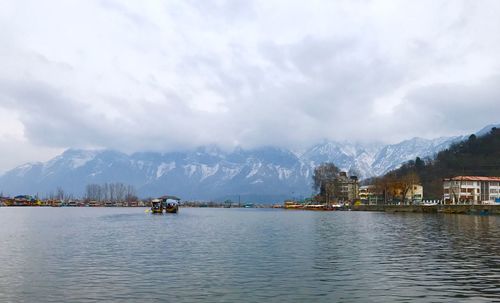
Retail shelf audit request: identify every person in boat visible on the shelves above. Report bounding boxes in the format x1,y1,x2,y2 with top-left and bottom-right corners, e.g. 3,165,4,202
160,195,180,213
151,198,163,213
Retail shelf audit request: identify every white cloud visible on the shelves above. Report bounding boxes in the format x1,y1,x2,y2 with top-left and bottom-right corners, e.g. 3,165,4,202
0,0,499,171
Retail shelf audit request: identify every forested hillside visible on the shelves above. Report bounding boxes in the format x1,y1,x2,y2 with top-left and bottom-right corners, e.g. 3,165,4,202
380,127,500,199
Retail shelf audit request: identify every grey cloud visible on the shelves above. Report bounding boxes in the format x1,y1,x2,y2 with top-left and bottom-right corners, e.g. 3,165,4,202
393,74,500,137
0,0,499,164
0,79,114,148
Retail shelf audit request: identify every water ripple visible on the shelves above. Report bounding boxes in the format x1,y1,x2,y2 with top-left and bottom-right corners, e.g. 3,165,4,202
0,208,499,302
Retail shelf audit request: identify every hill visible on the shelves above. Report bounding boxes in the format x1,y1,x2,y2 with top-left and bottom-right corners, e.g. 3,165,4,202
380,127,500,199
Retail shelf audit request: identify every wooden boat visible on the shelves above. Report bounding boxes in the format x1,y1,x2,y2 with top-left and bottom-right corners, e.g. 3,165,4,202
150,199,163,214
164,201,179,213
160,195,180,213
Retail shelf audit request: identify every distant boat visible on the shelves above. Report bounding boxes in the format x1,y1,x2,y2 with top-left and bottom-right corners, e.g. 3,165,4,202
159,195,180,213
51,200,62,207
164,201,179,213
150,199,163,214
283,201,302,209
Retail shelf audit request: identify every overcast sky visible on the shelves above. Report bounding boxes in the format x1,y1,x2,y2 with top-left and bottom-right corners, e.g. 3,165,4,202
0,0,499,172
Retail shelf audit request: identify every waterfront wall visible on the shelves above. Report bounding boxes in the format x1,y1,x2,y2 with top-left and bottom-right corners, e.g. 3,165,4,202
351,204,500,215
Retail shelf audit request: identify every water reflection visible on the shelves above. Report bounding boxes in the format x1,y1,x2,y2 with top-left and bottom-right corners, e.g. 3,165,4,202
0,208,498,302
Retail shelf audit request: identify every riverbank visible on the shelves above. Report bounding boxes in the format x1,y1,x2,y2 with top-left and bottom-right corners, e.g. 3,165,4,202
351,204,500,215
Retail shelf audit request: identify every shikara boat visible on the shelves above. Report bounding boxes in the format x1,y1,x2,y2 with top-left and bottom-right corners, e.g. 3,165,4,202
160,196,180,213
151,199,163,214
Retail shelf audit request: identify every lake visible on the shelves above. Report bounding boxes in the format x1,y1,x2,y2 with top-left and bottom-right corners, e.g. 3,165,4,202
0,207,499,302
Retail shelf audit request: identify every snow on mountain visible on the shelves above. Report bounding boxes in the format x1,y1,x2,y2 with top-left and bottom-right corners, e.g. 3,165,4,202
301,141,380,177
1,125,492,202
156,162,176,178
13,162,42,177
476,123,500,137
370,136,463,175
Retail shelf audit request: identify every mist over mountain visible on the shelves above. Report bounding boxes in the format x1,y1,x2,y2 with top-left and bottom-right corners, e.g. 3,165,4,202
5,124,498,202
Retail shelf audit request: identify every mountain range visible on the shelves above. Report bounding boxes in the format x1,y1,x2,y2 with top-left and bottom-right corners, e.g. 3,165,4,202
0,124,497,202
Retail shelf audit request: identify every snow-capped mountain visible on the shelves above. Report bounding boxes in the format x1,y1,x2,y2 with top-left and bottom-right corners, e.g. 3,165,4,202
369,136,464,175
0,147,312,202
300,141,383,178
0,125,496,202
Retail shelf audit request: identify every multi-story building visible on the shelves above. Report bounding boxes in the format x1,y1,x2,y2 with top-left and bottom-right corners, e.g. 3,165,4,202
406,184,423,204
359,185,381,205
335,172,359,201
443,176,500,204
360,184,423,205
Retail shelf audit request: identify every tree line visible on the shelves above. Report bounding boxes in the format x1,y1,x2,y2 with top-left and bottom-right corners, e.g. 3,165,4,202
370,170,420,204
84,182,138,202
372,127,500,200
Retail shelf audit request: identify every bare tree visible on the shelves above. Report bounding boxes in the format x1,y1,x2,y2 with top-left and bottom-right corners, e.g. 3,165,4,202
115,183,126,202
85,182,137,202
313,163,340,191
312,162,341,206
125,185,137,202
85,184,102,201
103,183,109,201
56,187,65,201
399,172,420,204
374,173,397,204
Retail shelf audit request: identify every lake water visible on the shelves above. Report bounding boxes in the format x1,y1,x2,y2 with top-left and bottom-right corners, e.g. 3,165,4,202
0,207,499,302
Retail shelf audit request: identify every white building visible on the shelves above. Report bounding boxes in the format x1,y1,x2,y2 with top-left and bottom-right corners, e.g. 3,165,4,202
359,185,381,205
359,184,423,205
406,184,423,204
443,176,500,204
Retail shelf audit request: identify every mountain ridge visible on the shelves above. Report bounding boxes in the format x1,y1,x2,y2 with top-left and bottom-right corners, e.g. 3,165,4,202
1,124,497,202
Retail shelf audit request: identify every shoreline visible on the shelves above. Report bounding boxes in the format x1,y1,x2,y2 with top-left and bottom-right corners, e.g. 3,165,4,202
351,204,500,215
2,204,499,215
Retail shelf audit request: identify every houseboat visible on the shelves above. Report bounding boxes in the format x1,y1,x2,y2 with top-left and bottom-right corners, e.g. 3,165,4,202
50,200,63,207
88,200,100,207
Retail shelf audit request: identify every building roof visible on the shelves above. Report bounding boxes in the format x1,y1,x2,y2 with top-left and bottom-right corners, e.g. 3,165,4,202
359,185,375,189
159,195,181,201
444,176,500,182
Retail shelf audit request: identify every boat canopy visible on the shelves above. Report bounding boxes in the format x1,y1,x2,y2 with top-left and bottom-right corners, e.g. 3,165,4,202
159,195,180,201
